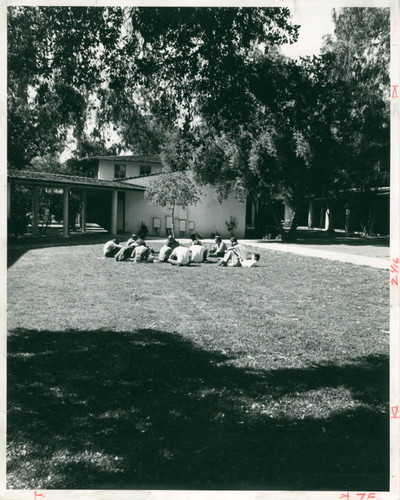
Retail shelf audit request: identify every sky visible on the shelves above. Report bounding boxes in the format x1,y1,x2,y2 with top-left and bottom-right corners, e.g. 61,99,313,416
281,4,336,58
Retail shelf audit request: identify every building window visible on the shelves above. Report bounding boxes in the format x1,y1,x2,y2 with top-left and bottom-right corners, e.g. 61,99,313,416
114,164,126,179
140,165,151,176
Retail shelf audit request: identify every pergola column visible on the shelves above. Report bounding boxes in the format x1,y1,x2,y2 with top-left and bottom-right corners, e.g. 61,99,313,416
325,204,334,231
111,190,118,236
325,209,330,230
307,201,314,228
80,189,87,232
284,204,292,223
31,185,39,235
63,187,69,238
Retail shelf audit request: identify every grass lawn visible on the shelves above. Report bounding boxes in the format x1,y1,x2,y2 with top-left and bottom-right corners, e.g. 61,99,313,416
7,241,389,490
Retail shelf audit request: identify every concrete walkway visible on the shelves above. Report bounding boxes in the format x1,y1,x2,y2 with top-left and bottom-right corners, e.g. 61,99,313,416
240,239,390,270
155,236,389,269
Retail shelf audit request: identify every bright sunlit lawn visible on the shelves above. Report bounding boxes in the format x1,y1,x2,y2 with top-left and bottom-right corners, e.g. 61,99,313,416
7,240,389,490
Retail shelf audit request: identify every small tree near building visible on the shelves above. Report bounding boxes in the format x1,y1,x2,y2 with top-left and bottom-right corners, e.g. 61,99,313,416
144,172,200,238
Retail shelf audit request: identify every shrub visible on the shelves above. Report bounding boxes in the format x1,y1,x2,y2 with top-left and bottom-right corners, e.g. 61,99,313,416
225,216,238,236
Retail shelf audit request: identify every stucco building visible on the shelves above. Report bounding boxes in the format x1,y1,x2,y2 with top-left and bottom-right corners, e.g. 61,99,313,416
94,154,247,238
7,154,389,239
94,154,389,238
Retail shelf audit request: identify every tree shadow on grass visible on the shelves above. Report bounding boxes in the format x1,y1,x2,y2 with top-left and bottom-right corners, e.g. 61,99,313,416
7,248,30,269
7,234,111,269
7,328,389,491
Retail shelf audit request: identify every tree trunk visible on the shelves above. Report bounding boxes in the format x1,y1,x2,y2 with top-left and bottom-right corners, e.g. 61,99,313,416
287,211,298,242
253,201,260,237
268,202,287,241
171,205,175,238
359,193,373,235
364,201,376,236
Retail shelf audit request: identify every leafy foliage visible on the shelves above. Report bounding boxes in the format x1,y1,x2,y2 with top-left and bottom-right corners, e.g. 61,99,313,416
8,7,298,167
145,172,200,237
8,6,124,168
190,8,390,239
322,8,390,192
8,7,389,240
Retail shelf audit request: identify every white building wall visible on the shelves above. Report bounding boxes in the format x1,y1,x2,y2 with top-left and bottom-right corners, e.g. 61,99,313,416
96,161,246,238
186,184,246,239
123,181,246,238
98,160,162,180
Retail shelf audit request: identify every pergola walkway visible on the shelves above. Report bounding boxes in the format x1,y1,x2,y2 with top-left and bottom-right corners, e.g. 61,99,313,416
7,170,145,237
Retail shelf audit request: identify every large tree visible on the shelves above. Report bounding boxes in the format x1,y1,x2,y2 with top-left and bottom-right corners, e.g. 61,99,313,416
322,8,390,186
187,53,318,240
8,7,299,169
189,8,390,240
7,6,126,168
320,8,390,233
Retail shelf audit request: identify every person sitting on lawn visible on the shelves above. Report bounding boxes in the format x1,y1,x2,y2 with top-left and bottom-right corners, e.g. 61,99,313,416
133,233,147,248
115,234,148,261
218,240,249,267
189,232,202,246
227,236,239,249
159,235,180,262
168,244,191,266
241,253,261,267
208,235,227,258
103,238,122,258
126,233,140,246
189,241,207,263
131,242,151,263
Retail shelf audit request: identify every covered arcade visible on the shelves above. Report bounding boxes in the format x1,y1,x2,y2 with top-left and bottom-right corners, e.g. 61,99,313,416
7,170,145,238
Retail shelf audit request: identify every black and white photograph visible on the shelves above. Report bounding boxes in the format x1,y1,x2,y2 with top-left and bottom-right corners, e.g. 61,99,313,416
3,0,398,496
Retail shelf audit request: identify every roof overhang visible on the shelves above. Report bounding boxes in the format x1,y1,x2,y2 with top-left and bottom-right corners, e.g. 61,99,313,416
8,170,146,192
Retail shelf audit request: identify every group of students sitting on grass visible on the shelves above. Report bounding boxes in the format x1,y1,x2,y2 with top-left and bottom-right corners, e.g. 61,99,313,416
103,233,260,267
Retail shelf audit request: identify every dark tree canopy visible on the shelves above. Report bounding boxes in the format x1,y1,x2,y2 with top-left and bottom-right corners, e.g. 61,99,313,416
8,6,125,168
187,7,390,239
8,6,299,169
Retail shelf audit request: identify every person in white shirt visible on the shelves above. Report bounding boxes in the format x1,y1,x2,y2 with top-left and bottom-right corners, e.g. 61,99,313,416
189,242,207,263
241,253,260,267
218,242,259,267
126,233,138,247
132,244,150,262
159,236,180,262
218,239,247,266
189,233,202,246
168,245,191,266
115,234,148,261
208,235,227,258
103,238,122,257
